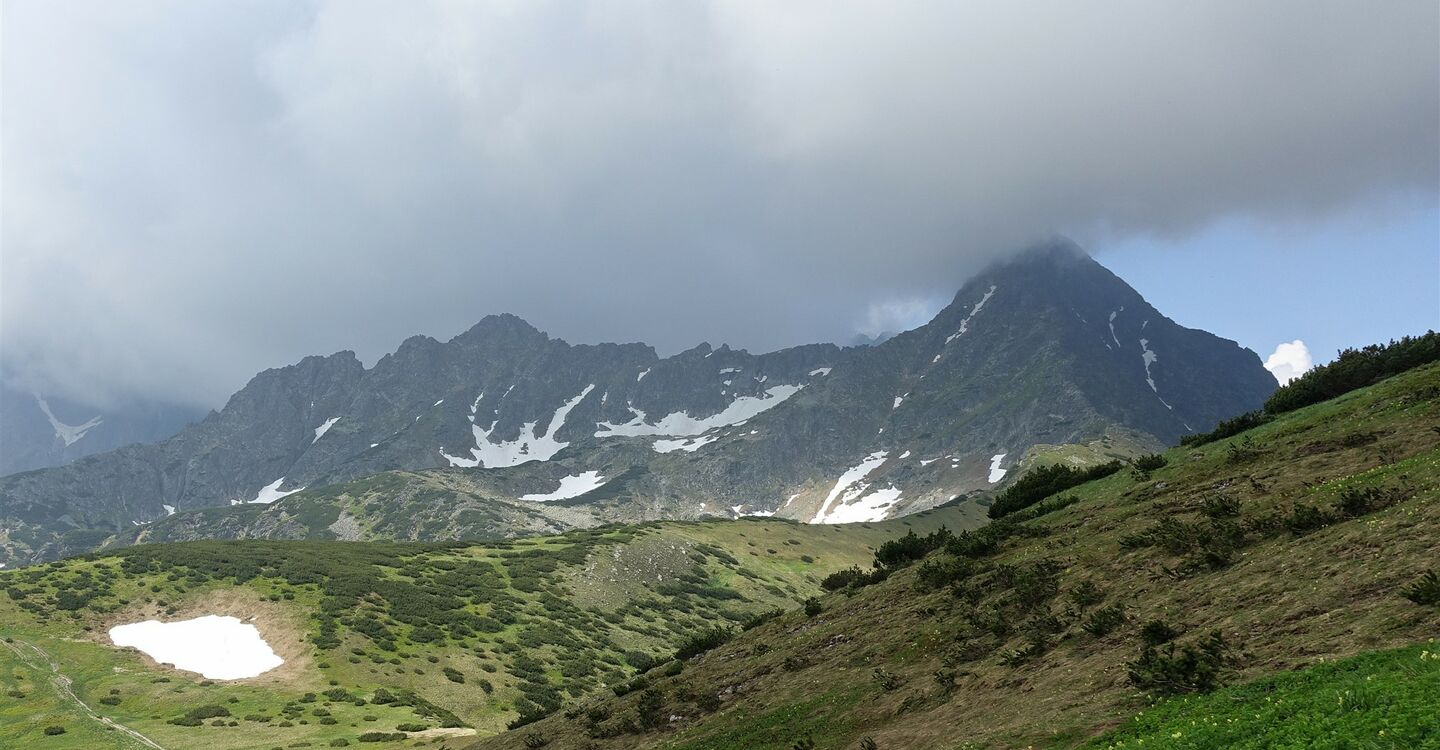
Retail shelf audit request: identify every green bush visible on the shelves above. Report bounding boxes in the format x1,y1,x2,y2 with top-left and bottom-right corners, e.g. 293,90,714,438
358,732,405,743
988,461,1123,519
1132,453,1167,472
1139,620,1179,647
675,626,734,660
1082,604,1127,637
820,566,868,591
43,726,66,736
1402,570,1440,607
1127,630,1232,695
874,529,952,568
740,609,783,631
169,705,232,726
1179,410,1271,447
623,650,656,671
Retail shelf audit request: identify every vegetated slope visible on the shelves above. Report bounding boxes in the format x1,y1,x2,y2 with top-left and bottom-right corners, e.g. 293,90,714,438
0,241,1276,566
0,507,981,750
468,362,1440,750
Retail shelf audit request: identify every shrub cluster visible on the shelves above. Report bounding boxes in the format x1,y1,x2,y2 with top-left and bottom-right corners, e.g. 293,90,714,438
674,626,734,660
820,566,889,591
1127,630,1232,695
1184,332,1438,447
987,461,1124,519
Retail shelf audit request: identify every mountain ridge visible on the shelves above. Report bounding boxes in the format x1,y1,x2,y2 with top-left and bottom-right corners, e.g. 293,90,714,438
0,241,1276,565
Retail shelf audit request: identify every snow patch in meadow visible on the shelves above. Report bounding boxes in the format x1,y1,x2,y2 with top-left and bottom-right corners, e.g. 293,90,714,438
520,471,608,502
442,385,595,468
109,615,283,680
595,385,802,439
312,417,340,443
988,454,1008,483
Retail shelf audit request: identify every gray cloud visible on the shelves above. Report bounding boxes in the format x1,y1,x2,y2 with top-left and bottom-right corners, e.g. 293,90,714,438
3,0,1436,407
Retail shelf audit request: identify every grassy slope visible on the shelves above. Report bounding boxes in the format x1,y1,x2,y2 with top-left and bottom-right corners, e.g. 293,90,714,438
470,363,1440,750
1081,641,1440,749
0,503,983,750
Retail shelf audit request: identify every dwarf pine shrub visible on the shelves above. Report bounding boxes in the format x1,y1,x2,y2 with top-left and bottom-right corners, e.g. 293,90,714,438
1127,630,1232,695
1402,570,1440,607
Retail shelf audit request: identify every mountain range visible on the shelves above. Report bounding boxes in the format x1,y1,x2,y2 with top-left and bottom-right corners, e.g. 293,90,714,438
0,241,1277,566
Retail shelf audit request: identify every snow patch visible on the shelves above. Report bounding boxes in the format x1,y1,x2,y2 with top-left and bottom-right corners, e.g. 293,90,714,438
442,385,595,468
720,367,740,374
109,615,283,680
811,451,890,523
636,368,651,382
820,486,902,524
653,435,718,453
520,471,608,502
809,367,832,377
312,417,340,443
1138,338,1173,409
944,285,998,345
988,454,1008,483
1108,307,1124,349
163,504,176,516
35,397,103,446
241,478,305,505
595,385,803,438
893,393,908,410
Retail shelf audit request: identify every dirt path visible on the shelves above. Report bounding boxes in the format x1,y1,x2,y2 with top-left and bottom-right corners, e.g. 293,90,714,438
2,637,168,750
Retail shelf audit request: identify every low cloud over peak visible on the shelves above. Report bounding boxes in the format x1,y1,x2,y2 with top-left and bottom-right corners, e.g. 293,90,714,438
3,1,1435,407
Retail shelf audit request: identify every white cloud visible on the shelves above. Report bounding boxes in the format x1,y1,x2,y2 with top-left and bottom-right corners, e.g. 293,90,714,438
857,296,946,340
1264,340,1314,385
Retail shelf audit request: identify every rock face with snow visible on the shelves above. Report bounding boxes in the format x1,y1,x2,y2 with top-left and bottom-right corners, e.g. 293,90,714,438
0,241,1275,564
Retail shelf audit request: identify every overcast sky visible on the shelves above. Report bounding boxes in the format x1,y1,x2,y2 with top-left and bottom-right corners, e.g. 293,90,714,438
2,1,1437,408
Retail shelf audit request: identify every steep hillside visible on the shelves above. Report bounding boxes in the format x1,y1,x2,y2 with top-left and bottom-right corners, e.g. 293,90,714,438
0,507,981,749
0,242,1274,566
468,362,1440,750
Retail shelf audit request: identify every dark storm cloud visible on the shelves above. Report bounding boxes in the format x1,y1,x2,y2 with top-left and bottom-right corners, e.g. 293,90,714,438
2,0,1436,407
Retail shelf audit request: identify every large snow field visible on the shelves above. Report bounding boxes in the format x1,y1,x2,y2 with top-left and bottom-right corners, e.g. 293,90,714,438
109,615,284,680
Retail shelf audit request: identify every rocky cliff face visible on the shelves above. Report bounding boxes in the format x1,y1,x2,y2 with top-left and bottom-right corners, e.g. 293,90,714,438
0,241,1275,564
